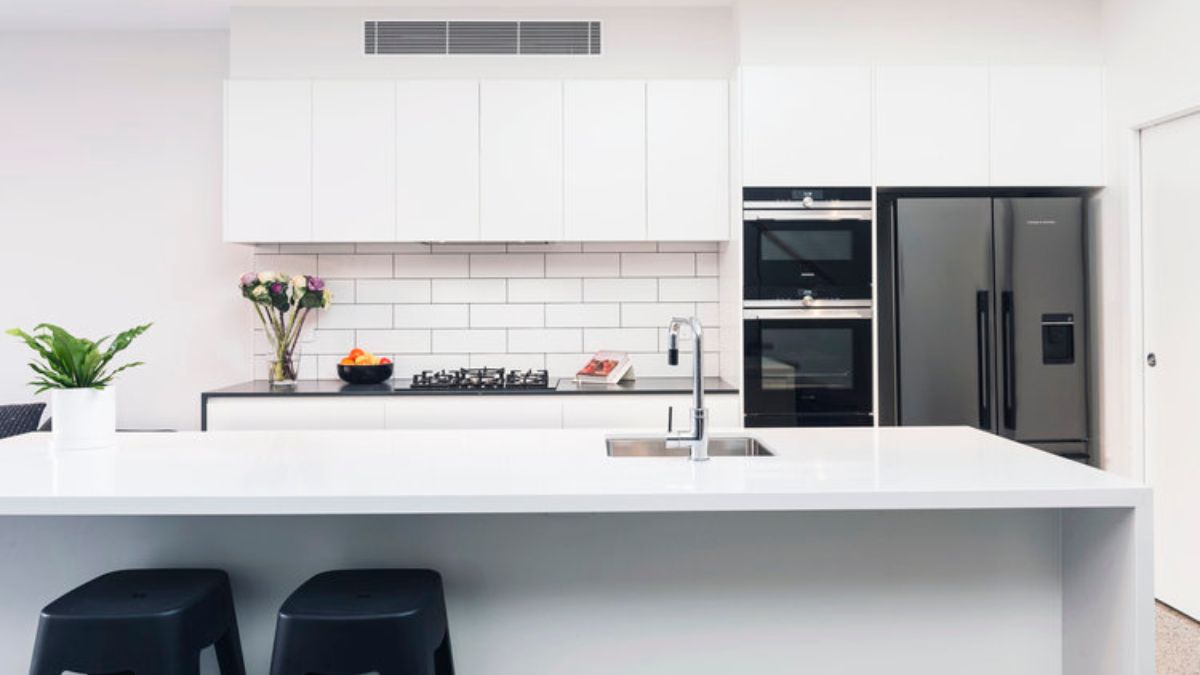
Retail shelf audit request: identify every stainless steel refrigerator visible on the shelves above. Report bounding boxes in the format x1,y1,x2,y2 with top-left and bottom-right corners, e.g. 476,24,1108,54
879,197,1089,459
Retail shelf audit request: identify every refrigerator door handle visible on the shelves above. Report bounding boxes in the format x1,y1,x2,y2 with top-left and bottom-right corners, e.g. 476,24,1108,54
1001,291,1016,430
976,290,992,429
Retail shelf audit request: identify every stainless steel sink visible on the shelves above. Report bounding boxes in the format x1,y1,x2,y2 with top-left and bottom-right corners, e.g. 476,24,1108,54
606,436,775,457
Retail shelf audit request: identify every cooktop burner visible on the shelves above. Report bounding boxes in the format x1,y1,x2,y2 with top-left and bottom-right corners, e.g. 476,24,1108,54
410,368,552,391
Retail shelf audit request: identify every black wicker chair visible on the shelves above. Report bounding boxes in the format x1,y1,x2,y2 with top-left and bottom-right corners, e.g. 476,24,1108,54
0,403,45,440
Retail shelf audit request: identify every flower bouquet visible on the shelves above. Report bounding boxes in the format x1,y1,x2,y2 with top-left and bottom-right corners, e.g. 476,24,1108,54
239,271,331,387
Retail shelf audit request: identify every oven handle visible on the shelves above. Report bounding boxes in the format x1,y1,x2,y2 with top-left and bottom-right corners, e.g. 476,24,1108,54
744,210,873,222
977,290,992,430
743,308,873,320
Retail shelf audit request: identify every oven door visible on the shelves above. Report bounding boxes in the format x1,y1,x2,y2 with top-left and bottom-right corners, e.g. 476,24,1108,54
743,307,874,427
744,213,873,302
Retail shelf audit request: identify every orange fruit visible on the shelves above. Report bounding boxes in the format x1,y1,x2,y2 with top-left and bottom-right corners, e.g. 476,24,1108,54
339,357,355,366
348,348,364,359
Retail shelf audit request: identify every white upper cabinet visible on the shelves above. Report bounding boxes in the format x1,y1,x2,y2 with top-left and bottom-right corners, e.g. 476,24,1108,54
647,80,730,240
564,80,647,241
480,80,565,241
312,81,396,241
874,67,990,187
224,80,312,242
741,66,872,187
396,80,480,241
989,67,1104,187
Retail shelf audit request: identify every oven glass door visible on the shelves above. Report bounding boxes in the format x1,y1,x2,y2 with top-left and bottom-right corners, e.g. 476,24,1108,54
743,313,873,417
744,217,872,301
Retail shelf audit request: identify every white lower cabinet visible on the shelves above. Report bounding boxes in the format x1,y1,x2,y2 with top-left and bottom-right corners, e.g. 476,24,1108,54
561,394,739,429
205,393,739,431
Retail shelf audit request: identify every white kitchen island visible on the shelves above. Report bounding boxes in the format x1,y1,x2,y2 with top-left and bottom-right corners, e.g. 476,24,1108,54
0,427,1151,674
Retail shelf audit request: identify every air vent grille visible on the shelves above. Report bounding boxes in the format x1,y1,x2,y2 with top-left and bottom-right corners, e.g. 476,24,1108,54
364,20,601,56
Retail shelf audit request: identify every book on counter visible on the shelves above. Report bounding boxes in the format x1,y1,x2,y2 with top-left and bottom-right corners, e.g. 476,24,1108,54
575,351,635,384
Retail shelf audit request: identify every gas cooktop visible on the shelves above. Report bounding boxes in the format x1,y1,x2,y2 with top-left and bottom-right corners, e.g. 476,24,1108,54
409,368,552,391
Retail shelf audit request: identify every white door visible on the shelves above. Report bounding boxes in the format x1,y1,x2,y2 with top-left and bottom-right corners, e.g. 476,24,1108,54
396,80,480,241
1142,111,1200,619
224,80,312,242
564,80,646,241
312,80,396,242
989,67,1104,187
874,67,989,187
646,79,729,241
741,66,872,187
480,80,564,241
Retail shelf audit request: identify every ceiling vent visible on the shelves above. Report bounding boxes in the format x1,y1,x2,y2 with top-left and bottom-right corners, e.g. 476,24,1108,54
364,20,601,56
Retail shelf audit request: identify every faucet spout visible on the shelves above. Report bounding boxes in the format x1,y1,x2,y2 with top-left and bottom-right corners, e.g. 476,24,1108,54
666,316,707,461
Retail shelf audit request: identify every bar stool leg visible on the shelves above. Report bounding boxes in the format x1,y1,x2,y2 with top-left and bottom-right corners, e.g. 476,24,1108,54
214,625,247,675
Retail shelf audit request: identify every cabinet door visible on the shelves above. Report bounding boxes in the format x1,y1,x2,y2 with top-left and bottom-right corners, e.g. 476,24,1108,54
385,396,562,429
224,80,312,242
564,80,647,241
874,67,989,187
312,81,396,241
646,80,730,240
205,397,387,431
397,80,480,241
741,67,872,187
480,80,564,241
989,67,1104,187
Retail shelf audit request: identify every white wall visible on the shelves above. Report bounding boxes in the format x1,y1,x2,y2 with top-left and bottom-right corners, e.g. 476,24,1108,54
1093,0,1200,477
230,6,735,78
738,0,1103,66
0,32,251,431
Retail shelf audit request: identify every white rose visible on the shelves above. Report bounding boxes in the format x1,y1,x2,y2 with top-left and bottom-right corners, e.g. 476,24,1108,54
257,271,276,284
290,275,307,299
251,285,268,299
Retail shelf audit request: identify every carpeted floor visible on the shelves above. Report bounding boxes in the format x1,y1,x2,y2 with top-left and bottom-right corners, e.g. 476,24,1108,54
1158,602,1200,674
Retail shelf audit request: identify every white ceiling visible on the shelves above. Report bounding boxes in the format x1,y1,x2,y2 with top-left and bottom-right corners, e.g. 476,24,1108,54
0,0,731,31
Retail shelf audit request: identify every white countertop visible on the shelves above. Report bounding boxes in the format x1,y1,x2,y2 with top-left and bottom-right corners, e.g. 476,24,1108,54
0,427,1146,515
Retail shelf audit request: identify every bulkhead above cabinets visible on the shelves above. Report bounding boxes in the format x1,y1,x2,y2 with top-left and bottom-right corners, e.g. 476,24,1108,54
223,78,731,244
740,65,1104,189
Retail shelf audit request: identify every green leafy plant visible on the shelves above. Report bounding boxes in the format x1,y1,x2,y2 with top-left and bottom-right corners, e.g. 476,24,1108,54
6,323,152,393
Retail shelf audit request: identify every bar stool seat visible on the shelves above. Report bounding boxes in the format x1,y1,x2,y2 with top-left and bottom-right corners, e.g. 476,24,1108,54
29,568,245,675
270,569,455,675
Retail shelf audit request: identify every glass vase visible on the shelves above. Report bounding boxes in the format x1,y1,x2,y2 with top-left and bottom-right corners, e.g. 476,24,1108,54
268,346,300,388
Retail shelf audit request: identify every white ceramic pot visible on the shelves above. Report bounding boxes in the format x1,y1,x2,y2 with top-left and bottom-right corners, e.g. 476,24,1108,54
49,388,116,451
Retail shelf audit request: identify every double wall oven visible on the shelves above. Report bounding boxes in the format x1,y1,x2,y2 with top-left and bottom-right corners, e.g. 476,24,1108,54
742,188,875,427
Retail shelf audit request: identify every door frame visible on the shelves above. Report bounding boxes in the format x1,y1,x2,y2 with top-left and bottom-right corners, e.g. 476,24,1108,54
1131,104,1200,483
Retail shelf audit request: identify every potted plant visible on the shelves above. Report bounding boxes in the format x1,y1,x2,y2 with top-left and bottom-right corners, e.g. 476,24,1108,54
6,323,151,450
239,271,331,387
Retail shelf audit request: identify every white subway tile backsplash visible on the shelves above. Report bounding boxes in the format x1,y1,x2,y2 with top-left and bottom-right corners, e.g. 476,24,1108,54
433,329,507,353
470,254,544,278
621,253,695,277
546,253,620,278
470,304,545,328
658,277,720,302
582,278,658,302
432,279,507,303
508,278,582,303
659,327,721,353
252,254,318,276
583,328,659,353
629,352,720,378
657,241,719,252
508,329,582,353
356,329,432,354
356,242,431,254
249,242,727,379
545,303,620,328
319,254,392,279
621,302,695,327
356,279,431,304
393,304,469,329
319,304,393,330
394,254,469,278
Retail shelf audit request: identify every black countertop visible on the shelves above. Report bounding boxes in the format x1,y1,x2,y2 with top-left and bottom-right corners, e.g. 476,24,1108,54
203,377,738,399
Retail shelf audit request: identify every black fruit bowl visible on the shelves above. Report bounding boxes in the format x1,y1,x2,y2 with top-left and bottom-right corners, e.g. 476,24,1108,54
337,363,394,385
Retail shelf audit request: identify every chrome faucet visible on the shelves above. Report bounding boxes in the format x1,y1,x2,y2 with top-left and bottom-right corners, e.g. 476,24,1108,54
666,316,708,461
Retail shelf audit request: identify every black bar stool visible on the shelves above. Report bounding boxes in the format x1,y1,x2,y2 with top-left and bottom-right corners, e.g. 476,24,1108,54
270,569,455,675
29,569,246,675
